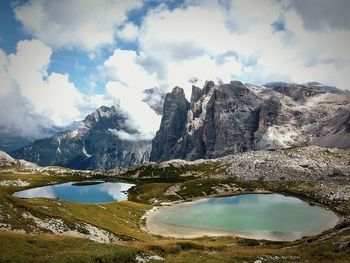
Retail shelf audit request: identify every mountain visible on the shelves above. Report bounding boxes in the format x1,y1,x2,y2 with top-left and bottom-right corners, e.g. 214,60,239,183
0,150,38,170
0,122,81,152
150,81,350,162
11,106,151,169
10,81,350,169
0,135,32,153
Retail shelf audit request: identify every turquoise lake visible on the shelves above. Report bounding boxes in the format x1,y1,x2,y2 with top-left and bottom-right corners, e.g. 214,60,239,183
147,194,339,241
13,181,135,203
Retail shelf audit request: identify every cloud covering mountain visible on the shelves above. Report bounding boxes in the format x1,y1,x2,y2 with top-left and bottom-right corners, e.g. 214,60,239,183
0,0,349,142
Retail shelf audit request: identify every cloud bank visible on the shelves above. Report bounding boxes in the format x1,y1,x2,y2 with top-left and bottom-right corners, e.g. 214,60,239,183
2,0,350,142
0,40,110,138
14,0,143,52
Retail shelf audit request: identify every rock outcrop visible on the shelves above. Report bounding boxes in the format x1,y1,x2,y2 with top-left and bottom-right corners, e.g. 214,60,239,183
150,87,190,161
150,81,350,162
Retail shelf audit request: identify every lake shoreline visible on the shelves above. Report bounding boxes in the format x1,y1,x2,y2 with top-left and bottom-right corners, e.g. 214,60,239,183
144,194,340,241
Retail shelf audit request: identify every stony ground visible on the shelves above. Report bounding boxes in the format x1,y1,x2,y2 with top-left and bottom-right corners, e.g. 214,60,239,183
0,146,350,262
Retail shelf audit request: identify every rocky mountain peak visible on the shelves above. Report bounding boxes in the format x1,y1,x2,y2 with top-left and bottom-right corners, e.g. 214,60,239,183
170,86,187,97
12,105,151,170
0,150,15,165
150,80,350,162
84,106,118,125
10,80,350,169
191,85,203,104
203,80,216,94
150,86,190,162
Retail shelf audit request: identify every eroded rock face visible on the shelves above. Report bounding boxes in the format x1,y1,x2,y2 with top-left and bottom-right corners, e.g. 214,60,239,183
151,81,262,161
150,81,350,162
265,82,326,101
12,106,151,169
203,81,261,158
150,87,190,162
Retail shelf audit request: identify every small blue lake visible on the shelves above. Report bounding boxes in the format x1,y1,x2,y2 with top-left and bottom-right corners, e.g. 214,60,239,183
147,194,339,241
13,181,135,203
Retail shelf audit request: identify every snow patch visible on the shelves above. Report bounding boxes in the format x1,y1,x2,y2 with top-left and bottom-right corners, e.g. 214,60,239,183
257,125,301,149
70,129,79,138
83,146,92,158
56,138,61,154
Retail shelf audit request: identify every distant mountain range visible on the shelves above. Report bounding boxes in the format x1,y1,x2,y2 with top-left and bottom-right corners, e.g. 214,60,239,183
11,106,151,169
10,81,350,169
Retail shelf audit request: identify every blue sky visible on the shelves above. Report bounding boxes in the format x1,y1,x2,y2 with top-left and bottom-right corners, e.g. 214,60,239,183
0,0,350,140
0,0,185,95
0,0,134,95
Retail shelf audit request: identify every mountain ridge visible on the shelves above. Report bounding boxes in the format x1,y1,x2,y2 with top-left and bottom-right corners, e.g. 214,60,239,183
150,80,350,162
11,106,151,169
10,80,350,169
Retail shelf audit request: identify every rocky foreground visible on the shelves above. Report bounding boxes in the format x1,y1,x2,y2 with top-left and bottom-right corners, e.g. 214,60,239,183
1,146,350,262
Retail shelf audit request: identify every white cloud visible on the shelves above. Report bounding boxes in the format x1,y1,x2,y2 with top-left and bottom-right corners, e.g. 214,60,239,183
5,0,350,142
0,50,11,97
7,40,83,126
138,3,233,58
101,48,163,140
289,0,350,30
0,40,111,138
123,0,350,90
109,129,143,141
0,48,53,138
103,49,159,89
118,23,139,42
97,0,350,141
106,81,161,140
14,0,143,52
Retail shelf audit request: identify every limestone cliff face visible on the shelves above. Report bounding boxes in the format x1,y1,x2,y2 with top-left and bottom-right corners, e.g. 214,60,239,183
150,87,190,162
150,81,350,162
12,106,151,169
151,81,262,161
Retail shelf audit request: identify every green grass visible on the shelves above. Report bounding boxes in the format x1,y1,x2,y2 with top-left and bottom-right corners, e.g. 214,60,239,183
1,168,350,262
176,178,238,199
128,182,175,204
120,161,229,179
0,231,139,263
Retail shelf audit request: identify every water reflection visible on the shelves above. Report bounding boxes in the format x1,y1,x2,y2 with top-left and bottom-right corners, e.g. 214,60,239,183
150,194,339,241
14,186,57,199
13,181,135,203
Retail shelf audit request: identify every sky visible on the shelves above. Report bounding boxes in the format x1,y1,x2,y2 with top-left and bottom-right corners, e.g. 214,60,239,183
0,0,350,141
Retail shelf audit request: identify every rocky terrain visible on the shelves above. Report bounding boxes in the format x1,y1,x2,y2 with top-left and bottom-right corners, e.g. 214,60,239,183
11,106,151,170
151,81,350,162
0,150,38,170
223,146,350,181
1,145,350,262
